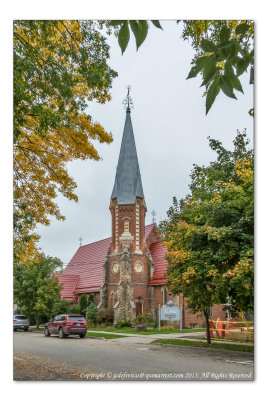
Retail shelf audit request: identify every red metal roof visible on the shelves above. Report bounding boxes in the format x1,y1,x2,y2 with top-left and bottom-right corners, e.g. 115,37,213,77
148,241,168,285
55,274,79,302
63,237,111,294
57,224,167,300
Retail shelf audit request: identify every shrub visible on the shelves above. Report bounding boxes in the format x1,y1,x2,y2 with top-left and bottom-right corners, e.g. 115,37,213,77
70,305,81,314
87,293,94,306
95,308,114,325
87,302,97,323
79,294,87,317
160,324,175,330
115,319,132,328
52,299,71,316
135,313,151,324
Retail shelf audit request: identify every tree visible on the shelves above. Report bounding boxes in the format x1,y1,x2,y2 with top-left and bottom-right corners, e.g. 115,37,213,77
109,20,254,115
79,294,88,317
87,302,97,324
159,131,254,344
14,255,63,327
13,20,117,262
52,299,71,317
87,293,95,306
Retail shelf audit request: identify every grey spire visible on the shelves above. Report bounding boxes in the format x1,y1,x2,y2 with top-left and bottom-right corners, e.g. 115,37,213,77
111,110,144,204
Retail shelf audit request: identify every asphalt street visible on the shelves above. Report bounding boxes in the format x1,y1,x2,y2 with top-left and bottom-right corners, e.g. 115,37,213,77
13,332,254,381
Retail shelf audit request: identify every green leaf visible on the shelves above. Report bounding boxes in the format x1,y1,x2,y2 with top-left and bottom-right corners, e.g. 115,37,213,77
236,57,250,76
186,56,207,79
118,22,130,54
220,26,230,42
200,56,218,87
224,61,243,93
109,20,124,27
151,20,162,29
230,75,243,93
224,60,234,78
235,23,250,35
201,39,217,53
203,56,216,80
219,75,237,99
201,69,220,88
129,20,140,48
206,77,220,114
137,20,148,48
218,41,234,50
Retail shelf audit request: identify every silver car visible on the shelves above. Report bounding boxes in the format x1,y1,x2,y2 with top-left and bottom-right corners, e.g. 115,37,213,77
13,315,30,331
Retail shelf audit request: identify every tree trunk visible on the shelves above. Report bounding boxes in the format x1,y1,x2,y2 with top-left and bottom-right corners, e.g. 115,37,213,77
204,309,211,345
35,315,40,329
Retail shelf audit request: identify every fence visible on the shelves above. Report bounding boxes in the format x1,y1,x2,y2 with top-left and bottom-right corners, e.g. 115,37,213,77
209,312,254,340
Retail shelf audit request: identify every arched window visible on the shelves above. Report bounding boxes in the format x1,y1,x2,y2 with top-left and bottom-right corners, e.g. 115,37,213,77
135,296,143,317
110,291,117,307
163,288,167,305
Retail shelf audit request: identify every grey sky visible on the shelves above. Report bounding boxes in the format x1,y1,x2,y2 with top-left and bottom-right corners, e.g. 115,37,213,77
37,21,253,266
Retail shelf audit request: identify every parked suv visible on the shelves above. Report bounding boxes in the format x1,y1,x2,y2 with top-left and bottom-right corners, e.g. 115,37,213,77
44,314,87,339
13,315,30,331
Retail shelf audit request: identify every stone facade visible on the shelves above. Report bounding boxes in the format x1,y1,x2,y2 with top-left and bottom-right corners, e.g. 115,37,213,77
98,195,155,323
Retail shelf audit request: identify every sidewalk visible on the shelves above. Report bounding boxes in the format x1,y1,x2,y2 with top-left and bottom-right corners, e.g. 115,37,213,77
87,330,254,346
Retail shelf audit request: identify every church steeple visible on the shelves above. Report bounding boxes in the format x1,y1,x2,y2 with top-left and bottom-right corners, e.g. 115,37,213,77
111,89,144,204
110,89,146,255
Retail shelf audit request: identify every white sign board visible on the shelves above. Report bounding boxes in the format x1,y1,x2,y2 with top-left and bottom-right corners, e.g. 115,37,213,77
158,301,182,331
160,305,180,321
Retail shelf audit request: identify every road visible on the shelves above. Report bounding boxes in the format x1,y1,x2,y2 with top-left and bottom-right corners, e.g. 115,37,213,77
13,332,254,381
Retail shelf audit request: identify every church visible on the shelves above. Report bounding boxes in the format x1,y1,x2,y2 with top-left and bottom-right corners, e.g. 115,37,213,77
56,93,226,327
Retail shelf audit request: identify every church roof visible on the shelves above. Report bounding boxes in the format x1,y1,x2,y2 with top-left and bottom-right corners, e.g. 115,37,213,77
111,110,144,204
62,237,111,294
57,224,167,300
147,241,168,285
54,274,79,303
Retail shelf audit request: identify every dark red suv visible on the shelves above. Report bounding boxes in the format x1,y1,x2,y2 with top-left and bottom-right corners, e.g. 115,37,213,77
44,314,87,339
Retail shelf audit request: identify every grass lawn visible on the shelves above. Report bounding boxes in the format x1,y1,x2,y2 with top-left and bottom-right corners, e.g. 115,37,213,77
87,327,205,335
29,327,45,332
152,339,254,353
86,332,126,339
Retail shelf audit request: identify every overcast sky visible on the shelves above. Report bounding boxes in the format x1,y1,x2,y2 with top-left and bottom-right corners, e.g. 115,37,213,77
36,21,253,266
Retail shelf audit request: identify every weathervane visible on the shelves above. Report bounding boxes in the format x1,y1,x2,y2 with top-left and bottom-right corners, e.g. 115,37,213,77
79,237,83,247
123,85,134,112
151,209,156,224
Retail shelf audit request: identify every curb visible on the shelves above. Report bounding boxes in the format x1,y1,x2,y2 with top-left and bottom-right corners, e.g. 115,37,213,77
150,342,254,353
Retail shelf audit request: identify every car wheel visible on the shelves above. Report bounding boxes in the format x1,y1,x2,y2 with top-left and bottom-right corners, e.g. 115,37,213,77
13,328,17,332
59,328,66,339
79,333,86,338
44,327,50,337
24,327,28,332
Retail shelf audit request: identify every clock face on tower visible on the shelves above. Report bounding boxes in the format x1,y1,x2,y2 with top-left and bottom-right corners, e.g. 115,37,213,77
134,261,144,273
112,262,119,274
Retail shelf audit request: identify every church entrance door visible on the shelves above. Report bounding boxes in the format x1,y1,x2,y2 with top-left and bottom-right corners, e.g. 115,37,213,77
136,302,142,317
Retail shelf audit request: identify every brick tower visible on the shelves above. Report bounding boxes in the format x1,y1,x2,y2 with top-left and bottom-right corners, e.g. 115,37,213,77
99,89,153,323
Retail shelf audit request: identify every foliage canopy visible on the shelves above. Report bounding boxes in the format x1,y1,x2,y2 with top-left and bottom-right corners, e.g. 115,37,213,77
14,255,63,327
13,20,117,263
110,20,254,115
159,131,254,325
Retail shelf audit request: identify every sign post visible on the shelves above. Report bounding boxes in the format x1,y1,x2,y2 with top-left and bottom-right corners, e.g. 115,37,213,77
158,301,182,332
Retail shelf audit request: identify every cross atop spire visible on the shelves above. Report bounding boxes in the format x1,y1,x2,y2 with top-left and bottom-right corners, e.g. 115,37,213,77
151,209,157,224
123,85,134,113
